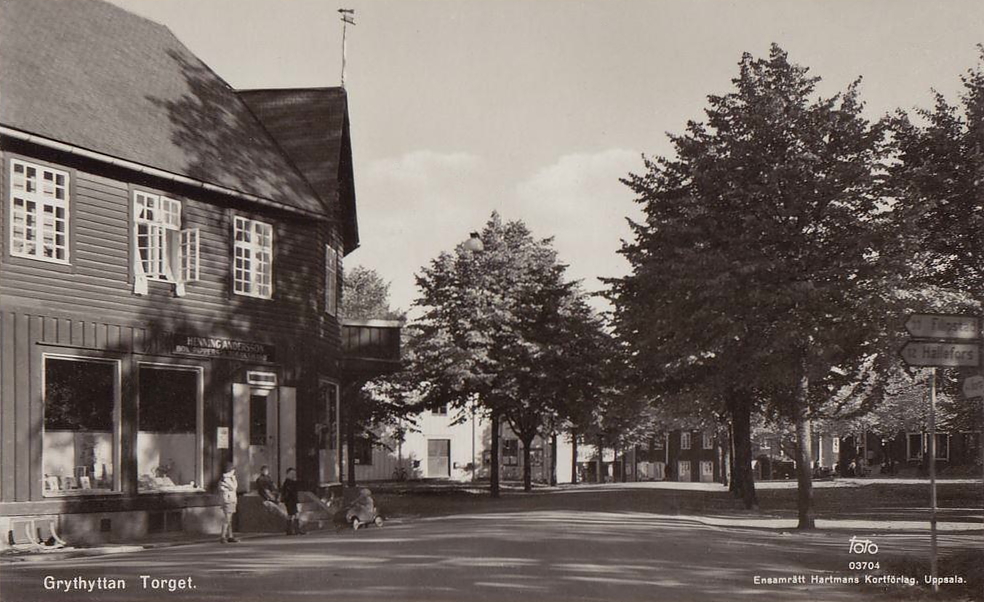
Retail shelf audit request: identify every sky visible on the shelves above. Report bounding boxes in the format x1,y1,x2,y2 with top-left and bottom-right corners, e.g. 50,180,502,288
111,0,984,315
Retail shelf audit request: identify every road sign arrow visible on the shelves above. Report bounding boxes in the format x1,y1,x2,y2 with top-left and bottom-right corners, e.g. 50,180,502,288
964,375,984,398
899,341,981,368
904,314,981,341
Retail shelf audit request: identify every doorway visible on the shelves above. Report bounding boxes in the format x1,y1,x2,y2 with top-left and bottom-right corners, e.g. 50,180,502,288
233,383,296,492
427,439,450,478
677,460,692,482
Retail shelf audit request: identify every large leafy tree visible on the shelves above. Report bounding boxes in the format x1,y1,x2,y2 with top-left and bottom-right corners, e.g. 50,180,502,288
409,213,598,494
888,48,984,471
610,44,892,527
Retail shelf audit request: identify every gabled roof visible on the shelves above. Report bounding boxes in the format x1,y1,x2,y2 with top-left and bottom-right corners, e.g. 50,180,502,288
238,88,360,254
0,0,324,216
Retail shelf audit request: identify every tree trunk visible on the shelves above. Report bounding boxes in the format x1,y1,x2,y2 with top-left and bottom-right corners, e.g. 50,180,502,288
596,435,604,483
794,370,815,529
719,437,729,487
550,432,558,486
728,423,737,494
522,436,533,492
571,431,579,485
728,390,758,509
490,408,500,498
346,420,356,487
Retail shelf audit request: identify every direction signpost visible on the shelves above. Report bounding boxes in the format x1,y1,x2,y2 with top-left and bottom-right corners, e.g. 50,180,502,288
899,313,982,594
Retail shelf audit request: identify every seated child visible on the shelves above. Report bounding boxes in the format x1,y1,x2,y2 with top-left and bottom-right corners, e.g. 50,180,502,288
345,488,377,528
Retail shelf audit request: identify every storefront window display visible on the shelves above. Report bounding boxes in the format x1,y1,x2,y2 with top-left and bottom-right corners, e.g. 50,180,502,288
43,356,119,495
137,365,202,492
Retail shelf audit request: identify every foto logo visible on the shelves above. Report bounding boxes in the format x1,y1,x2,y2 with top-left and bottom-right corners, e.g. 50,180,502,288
849,536,878,554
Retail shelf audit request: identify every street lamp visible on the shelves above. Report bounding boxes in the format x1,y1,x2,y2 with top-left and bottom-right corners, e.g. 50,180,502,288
463,231,484,253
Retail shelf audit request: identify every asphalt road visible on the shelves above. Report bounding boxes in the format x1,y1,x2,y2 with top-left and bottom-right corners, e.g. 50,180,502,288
3,508,979,602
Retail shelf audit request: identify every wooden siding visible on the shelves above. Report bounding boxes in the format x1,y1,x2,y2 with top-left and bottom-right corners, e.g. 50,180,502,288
0,144,348,507
0,147,343,350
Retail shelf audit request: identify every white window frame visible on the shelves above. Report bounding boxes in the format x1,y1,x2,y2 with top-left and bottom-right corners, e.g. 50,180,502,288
680,432,691,450
132,191,199,295
832,437,840,453
702,431,713,450
325,244,338,315
42,354,122,497
9,158,70,263
233,216,274,299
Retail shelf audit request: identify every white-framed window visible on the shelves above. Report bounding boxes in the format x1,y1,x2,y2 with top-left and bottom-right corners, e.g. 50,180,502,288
702,431,713,450
9,159,70,263
832,437,840,453
233,216,273,299
431,404,448,416
325,244,338,315
132,191,199,296
680,431,691,450
43,355,121,496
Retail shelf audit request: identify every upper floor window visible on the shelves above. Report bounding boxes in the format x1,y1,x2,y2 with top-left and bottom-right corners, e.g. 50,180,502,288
9,159,69,263
133,191,199,295
680,432,691,450
702,431,714,450
431,404,448,416
233,216,273,299
325,244,338,315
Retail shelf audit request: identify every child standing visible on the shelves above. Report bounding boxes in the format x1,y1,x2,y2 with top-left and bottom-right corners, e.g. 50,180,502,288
218,462,239,543
281,467,304,535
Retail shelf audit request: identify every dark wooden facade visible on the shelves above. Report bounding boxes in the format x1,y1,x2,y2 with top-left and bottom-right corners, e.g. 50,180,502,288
0,140,346,535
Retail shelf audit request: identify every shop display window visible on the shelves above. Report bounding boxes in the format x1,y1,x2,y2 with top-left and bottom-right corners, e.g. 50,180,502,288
43,356,119,495
137,365,202,493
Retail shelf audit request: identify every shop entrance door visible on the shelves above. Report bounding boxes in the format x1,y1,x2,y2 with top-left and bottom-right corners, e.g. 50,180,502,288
233,384,296,491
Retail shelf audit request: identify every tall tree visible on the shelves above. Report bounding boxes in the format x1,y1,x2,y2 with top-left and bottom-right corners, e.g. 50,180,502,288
888,47,984,479
410,213,590,494
610,45,892,527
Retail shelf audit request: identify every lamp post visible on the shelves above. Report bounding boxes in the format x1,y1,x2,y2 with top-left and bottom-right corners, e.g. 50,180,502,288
462,230,499,497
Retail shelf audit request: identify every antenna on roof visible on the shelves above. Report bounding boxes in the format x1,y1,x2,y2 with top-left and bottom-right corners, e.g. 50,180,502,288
339,9,356,88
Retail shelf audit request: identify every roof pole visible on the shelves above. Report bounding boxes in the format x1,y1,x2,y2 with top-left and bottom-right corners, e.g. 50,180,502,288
339,9,355,88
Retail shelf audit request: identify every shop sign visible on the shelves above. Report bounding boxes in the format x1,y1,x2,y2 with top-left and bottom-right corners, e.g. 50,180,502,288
173,334,274,362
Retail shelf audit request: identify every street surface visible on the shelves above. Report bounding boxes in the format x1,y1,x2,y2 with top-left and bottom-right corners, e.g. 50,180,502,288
3,499,980,602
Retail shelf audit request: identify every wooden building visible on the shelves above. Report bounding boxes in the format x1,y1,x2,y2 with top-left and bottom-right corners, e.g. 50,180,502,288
0,0,397,546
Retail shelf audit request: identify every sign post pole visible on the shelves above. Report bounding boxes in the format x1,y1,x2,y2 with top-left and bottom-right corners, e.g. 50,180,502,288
899,311,982,594
928,368,938,594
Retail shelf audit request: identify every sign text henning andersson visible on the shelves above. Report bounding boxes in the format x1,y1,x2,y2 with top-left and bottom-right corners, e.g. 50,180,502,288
173,334,274,362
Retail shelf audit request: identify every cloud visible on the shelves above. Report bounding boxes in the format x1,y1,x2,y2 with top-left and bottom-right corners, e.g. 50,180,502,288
349,150,494,315
349,147,647,316
367,150,484,188
512,148,645,300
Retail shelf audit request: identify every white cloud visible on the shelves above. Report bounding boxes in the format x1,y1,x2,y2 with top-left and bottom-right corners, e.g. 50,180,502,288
512,148,645,303
349,147,647,317
349,150,494,315
367,150,483,187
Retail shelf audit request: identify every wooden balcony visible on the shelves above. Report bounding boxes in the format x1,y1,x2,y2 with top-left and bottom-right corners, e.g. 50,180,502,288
340,319,402,380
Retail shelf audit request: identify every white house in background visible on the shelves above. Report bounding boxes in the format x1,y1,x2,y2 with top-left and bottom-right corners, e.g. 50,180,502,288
348,405,577,484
